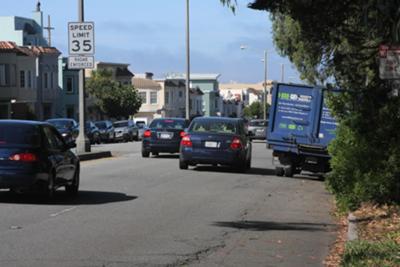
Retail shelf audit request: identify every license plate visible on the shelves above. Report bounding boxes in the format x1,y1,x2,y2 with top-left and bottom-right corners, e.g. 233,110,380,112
160,133,172,139
205,141,218,148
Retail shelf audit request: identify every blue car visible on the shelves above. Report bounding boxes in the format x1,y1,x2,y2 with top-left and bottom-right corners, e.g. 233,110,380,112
141,118,189,157
179,117,252,172
0,120,80,198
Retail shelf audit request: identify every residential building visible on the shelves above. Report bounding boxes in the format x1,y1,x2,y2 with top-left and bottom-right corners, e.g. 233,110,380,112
132,73,163,123
0,2,48,46
86,62,134,86
0,42,37,119
57,57,79,120
219,81,274,107
165,73,220,116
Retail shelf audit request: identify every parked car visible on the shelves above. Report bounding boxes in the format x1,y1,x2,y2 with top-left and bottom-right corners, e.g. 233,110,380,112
46,118,79,143
0,120,80,197
94,120,115,143
179,117,252,172
85,121,101,144
136,121,147,140
141,118,189,157
248,119,268,140
113,120,139,142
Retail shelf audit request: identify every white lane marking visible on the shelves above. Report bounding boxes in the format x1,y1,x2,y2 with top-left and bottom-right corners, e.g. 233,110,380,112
50,207,77,217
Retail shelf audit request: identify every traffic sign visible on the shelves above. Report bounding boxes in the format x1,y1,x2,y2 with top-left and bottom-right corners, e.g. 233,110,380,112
68,22,95,55
68,56,94,69
379,44,400,79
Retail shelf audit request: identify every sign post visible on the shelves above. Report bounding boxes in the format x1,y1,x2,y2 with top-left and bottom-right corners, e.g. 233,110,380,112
70,0,93,153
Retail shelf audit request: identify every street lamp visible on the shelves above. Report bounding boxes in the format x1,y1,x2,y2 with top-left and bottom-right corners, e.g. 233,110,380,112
185,0,190,120
240,45,269,120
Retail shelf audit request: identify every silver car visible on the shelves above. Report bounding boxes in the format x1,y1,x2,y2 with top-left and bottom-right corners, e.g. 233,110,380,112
113,120,139,142
248,119,268,140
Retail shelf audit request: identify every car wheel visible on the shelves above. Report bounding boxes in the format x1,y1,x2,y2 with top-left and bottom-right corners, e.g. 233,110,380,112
275,167,284,176
284,165,294,177
142,151,150,158
44,171,56,199
179,159,188,170
66,165,80,196
152,152,159,156
246,157,251,170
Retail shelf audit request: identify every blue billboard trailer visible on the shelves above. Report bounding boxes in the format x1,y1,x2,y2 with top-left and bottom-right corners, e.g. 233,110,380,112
267,83,339,177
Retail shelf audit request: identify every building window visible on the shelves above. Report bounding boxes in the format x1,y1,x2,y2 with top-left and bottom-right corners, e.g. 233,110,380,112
20,70,25,88
139,92,147,104
165,91,169,104
0,64,16,87
27,71,32,88
50,72,54,89
179,91,183,98
44,73,48,89
66,77,74,93
150,91,158,104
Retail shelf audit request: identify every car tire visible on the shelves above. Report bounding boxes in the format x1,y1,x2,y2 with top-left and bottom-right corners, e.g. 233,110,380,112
179,159,188,170
246,158,251,170
284,165,294,177
66,165,80,196
275,167,284,176
142,151,150,158
152,152,159,156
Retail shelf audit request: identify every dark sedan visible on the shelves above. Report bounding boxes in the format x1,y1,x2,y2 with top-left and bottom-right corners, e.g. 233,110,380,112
46,118,79,143
94,120,115,143
179,117,252,172
142,118,189,157
0,120,80,197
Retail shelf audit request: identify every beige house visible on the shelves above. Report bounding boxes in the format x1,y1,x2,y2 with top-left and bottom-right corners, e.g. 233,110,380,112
132,73,163,123
86,62,134,85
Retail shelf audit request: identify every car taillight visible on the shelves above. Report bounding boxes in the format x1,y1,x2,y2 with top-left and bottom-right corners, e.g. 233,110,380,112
143,130,152,138
180,131,186,138
9,153,38,162
181,135,192,147
230,137,242,150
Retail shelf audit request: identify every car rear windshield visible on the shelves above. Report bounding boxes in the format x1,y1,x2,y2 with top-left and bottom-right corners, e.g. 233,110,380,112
48,120,73,129
149,119,187,130
249,120,267,127
95,122,107,129
190,120,238,134
114,122,128,128
136,122,146,128
0,124,41,147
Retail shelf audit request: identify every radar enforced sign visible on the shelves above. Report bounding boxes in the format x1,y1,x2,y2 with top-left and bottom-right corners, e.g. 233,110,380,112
68,22,95,69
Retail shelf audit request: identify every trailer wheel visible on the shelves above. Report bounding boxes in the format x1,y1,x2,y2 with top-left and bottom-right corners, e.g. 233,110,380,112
275,167,284,177
284,165,294,177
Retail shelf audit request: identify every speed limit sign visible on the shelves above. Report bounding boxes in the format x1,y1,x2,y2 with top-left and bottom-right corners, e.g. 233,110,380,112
68,22,95,55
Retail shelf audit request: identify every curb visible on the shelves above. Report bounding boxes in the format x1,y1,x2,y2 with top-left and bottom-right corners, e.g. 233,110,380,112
347,213,358,241
78,151,112,161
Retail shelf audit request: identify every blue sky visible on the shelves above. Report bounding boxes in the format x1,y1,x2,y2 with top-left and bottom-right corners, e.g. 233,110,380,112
1,0,302,83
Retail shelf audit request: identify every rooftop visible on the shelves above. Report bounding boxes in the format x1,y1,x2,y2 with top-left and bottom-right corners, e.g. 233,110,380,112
132,78,161,90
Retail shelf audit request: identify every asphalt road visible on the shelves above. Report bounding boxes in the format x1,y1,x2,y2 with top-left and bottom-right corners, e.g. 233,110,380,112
0,141,336,267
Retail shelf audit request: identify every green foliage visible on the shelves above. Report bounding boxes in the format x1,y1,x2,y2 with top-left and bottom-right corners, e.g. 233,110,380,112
248,0,400,209
243,101,270,119
86,69,142,119
341,240,400,267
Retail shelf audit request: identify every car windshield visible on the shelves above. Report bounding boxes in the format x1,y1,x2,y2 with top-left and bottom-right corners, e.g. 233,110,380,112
0,124,41,147
47,120,73,129
95,122,107,129
249,120,267,127
149,119,186,130
114,122,128,128
190,120,237,134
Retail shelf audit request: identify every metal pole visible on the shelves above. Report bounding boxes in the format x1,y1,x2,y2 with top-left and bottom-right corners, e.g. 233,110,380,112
263,50,267,120
185,0,190,120
76,0,90,153
281,63,285,83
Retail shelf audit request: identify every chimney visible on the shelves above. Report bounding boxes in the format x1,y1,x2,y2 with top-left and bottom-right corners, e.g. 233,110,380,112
145,72,154,80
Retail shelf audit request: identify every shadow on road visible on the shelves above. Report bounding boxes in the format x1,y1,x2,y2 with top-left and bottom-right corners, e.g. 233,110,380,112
153,155,180,159
193,166,276,176
0,190,138,206
213,220,333,232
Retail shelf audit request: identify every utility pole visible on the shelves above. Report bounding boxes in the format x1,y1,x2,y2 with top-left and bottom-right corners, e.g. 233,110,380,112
263,50,267,120
281,63,285,83
44,15,54,46
185,0,190,120
76,0,90,153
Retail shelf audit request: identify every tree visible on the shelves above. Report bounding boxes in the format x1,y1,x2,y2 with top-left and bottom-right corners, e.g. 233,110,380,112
243,101,270,119
86,69,142,119
227,0,400,209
